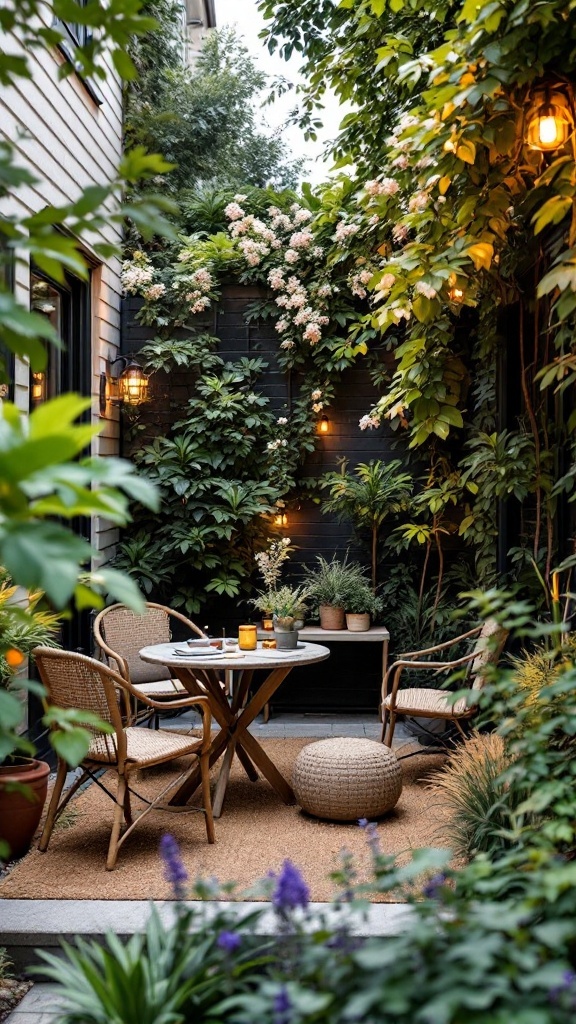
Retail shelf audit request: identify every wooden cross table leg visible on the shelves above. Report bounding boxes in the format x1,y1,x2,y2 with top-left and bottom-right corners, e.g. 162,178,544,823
168,663,295,809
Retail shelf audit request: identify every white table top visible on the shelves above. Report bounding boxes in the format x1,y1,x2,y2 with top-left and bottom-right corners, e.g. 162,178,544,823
139,640,330,671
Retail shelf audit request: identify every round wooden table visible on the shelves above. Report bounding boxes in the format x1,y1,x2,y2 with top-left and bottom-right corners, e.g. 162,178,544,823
138,641,330,817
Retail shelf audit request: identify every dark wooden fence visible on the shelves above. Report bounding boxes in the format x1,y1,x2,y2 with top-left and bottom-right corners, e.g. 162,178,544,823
122,284,401,711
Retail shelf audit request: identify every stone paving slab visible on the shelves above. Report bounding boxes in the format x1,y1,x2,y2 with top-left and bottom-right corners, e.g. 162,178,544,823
5,897,414,1022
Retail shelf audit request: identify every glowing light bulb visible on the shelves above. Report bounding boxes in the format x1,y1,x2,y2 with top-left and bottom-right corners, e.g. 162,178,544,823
538,115,559,147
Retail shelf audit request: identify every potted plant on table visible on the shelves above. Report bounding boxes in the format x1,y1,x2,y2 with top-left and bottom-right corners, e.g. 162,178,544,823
254,538,293,629
345,582,383,632
303,555,370,630
0,575,61,861
251,585,310,650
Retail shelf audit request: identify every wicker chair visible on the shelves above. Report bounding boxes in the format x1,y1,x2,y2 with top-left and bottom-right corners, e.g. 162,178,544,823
93,602,208,722
381,620,508,746
34,647,215,870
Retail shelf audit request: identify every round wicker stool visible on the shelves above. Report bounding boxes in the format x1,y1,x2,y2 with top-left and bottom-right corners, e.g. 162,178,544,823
292,737,402,821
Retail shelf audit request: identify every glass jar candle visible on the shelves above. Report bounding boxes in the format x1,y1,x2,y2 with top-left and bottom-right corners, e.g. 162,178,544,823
238,625,257,651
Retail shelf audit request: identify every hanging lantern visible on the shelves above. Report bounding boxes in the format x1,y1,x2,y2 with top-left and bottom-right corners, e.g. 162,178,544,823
525,87,574,152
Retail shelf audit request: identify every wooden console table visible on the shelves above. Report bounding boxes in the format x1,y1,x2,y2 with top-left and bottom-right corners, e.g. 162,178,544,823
256,625,390,721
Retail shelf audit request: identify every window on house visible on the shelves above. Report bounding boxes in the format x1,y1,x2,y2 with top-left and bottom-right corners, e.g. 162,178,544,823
29,267,93,669
58,0,92,51
54,0,103,105
29,269,91,410
0,240,15,400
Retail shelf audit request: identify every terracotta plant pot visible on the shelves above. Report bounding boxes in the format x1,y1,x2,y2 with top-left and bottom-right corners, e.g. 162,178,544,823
0,756,50,860
346,612,371,632
319,604,345,630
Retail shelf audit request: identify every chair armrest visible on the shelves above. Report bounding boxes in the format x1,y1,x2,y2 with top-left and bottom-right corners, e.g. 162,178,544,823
382,649,479,709
392,650,478,671
397,626,482,659
114,679,212,748
94,635,130,681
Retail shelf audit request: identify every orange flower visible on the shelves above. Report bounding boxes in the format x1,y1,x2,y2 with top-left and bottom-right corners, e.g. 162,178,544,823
4,647,25,668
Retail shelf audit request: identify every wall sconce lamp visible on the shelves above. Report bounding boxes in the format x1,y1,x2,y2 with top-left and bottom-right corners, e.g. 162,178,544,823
525,84,574,152
318,415,330,435
100,357,149,414
31,371,47,405
447,275,465,303
274,512,289,528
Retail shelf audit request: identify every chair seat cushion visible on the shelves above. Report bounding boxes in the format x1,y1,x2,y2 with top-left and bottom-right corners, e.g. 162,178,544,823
384,687,470,716
133,678,186,698
88,727,200,766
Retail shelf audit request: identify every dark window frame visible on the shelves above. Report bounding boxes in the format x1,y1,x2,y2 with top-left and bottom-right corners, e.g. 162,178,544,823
0,241,16,401
53,0,104,106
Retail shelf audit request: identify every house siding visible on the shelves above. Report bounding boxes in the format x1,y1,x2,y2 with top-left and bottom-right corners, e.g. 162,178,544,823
0,10,123,565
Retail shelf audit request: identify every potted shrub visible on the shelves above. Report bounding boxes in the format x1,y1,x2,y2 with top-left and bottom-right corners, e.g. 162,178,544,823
252,585,310,649
303,555,369,630
0,575,61,861
345,583,383,632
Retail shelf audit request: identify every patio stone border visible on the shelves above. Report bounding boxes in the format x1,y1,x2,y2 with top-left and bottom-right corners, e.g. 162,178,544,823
1,898,414,971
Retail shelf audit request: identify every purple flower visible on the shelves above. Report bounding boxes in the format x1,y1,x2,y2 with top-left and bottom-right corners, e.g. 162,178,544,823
422,873,447,899
273,986,292,1024
272,860,310,913
159,834,188,900
549,969,576,1005
358,817,381,856
217,930,241,953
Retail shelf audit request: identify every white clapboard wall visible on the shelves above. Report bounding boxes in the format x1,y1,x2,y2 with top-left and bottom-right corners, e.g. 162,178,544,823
0,9,123,565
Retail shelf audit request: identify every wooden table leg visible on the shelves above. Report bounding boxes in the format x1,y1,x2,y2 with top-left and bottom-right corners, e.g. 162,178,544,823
212,737,237,818
169,663,293,808
380,638,389,722
238,730,296,804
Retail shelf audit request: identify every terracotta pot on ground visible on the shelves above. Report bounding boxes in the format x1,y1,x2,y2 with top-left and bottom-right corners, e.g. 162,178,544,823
319,604,346,630
346,612,370,632
0,756,50,859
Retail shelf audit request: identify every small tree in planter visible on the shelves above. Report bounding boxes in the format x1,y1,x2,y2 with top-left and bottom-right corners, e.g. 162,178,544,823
320,460,413,592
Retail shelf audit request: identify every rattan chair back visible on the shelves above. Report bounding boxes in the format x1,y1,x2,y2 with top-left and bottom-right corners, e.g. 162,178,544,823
93,602,205,684
32,646,215,869
33,647,131,761
468,618,509,690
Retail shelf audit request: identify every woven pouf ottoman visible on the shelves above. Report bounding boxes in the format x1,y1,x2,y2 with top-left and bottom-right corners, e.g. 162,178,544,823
292,737,402,821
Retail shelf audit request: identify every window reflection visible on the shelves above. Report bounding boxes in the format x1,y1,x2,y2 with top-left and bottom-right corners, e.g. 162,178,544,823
30,276,62,410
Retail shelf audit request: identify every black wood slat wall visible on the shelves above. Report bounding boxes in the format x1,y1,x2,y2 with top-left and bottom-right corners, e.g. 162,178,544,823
122,284,401,711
